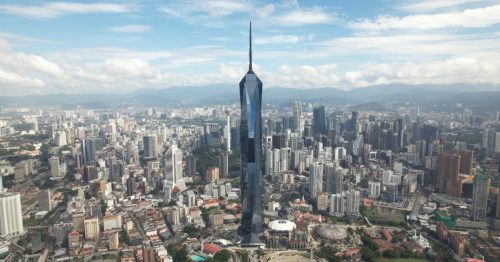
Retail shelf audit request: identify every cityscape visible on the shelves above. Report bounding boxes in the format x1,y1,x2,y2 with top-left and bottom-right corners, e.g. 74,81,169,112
1,1,500,262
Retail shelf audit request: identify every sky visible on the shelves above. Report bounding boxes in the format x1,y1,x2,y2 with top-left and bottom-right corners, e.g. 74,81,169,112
0,0,500,95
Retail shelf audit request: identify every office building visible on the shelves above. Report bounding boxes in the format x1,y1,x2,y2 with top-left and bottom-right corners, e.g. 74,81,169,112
292,100,302,133
313,106,327,136
471,173,490,221
143,135,157,158
164,145,186,201
239,23,263,245
309,162,323,198
436,153,462,197
218,152,229,178
50,156,61,177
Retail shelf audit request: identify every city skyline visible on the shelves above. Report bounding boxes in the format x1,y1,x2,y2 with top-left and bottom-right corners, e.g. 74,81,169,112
1,0,500,95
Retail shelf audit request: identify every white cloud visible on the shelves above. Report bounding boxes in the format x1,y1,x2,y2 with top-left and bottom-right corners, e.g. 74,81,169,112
267,6,335,26
103,58,160,78
343,55,500,87
319,32,500,59
255,35,300,45
0,2,130,18
351,4,500,30
0,41,65,78
110,24,151,33
399,0,494,12
0,69,44,87
256,4,276,18
159,0,251,19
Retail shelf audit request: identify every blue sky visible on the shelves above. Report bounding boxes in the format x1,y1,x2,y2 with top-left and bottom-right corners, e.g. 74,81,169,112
0,0,499,95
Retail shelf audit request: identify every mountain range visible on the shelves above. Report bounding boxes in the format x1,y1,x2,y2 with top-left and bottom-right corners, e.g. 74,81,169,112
1,84,499,112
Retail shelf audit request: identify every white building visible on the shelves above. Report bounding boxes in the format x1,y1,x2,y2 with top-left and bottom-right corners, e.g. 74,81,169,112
0,192,24,236
309,162,323,197
382,170,401,186
163,145,186,202
345,190,360,216
329,193,345,217
368,181,381,198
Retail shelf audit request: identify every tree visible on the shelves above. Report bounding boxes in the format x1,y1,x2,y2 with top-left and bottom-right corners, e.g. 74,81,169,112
173,245,190,262
213,249,231,262
361,247,377,262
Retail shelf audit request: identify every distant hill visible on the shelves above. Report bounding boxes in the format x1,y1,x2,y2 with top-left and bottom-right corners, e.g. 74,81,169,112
1,83,499,112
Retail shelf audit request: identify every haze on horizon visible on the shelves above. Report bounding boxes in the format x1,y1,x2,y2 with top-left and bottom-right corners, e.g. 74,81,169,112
0,0,500,96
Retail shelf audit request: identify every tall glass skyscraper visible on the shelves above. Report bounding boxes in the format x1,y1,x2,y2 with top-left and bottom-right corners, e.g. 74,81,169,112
239,22,263,245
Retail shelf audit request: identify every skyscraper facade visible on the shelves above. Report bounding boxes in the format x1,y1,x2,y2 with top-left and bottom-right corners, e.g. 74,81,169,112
239,23,263,245
313,105,327,136
163,144,186,202
436,153,462,197
292,100,302,133
471,173,490,221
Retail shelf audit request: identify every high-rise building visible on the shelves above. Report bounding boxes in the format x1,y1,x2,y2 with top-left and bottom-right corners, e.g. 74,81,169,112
457,150,473,176
0,192,24,236
143,135,157,158
368,181,381,198
218,152,229,178
436,153,462,197
313,106,327,136
239,23,263,246
164,145,186,202
50,156,61,177
345,190,360,216
329,193,345,217
471,173,490,221
482,127,496,155
292,100,302,133
127,174,137,196
495,132,500,153
309,162,324,197
186,154,197,177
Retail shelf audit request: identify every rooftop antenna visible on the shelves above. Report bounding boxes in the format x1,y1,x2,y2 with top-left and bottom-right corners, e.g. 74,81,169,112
249,21,252,72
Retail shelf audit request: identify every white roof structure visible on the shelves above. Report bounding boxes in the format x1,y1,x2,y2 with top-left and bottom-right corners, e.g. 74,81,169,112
268,220,296,232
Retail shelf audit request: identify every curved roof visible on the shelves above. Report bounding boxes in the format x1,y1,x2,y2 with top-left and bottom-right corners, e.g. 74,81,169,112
269,220,296,232
317,225,347,241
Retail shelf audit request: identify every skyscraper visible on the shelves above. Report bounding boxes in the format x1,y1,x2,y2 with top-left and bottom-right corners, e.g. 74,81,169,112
309,162,324,197
471,173,490,221
239,22,263,245
292,100,302,133
163,145,186,202
143,135,157,159
313,105,327,136
436,153,462,197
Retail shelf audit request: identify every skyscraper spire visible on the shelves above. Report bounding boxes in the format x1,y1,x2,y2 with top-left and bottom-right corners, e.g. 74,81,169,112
249,21,252,72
